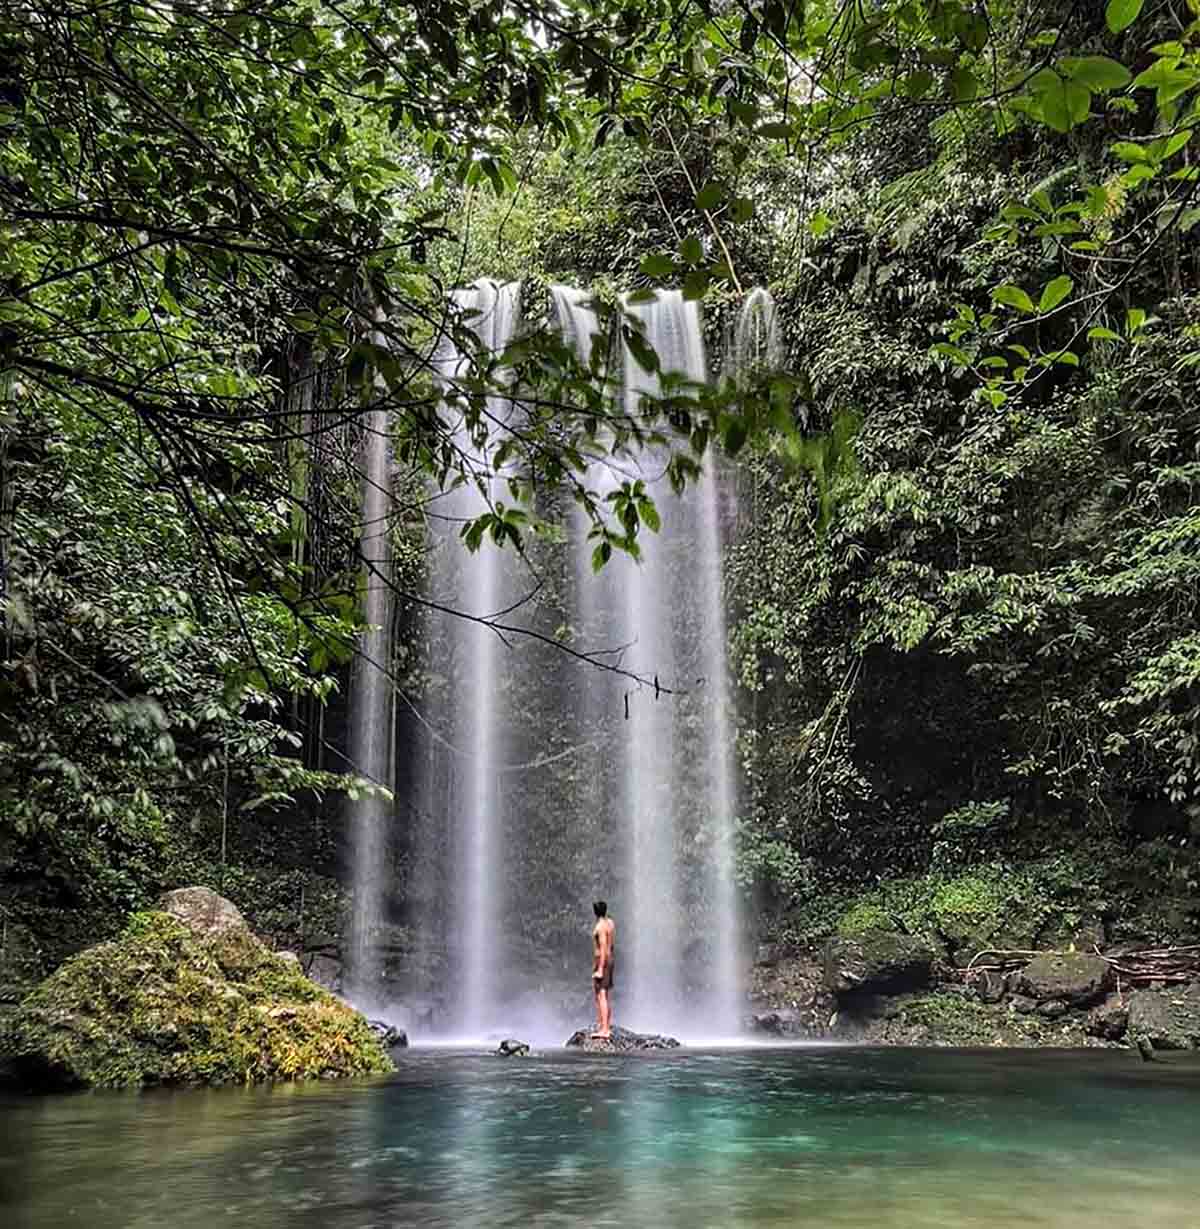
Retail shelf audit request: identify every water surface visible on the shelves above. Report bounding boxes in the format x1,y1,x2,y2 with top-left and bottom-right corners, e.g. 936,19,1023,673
3,1046,1199,1227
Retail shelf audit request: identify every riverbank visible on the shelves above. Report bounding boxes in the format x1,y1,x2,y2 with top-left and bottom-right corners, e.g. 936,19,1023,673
747,937,1200,1051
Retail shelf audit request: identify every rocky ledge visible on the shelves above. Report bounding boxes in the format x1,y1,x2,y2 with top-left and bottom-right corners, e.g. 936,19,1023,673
565,1025,680,1052
747,930,1200,1051
0,886,393,1090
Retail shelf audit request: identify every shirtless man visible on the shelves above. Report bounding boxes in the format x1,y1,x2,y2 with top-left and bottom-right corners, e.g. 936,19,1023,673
591,900,615,1039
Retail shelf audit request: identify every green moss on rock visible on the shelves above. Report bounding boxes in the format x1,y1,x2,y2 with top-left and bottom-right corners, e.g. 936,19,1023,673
835,903,894,936
7,910,392,1089
823,931,935,995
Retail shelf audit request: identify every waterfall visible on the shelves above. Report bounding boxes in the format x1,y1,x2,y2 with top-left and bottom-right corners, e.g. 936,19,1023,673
347,323,395,1004
429,278,522,1034
730,287,783,384
396,282,744,1040
551,286,740,1036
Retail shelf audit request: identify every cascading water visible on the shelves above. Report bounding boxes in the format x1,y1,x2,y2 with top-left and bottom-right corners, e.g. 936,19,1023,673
346,324,396,1005
549,285,740,1036
393,282,751,1040
731,287,783,383
427,278,522,1034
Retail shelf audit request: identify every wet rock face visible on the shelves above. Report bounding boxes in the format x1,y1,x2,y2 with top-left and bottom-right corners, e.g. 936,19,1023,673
157,887,247,938
1086,995,1129,1041
1015,953,1111,1006
1127,984,1200,1050
564,1025,680,1052
823,932,936,996
747,951,833,1038
369,1020,409,1053
745,1008,806,1037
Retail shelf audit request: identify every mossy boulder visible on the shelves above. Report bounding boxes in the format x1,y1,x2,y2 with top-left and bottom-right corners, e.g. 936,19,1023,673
823,931,935,996
1127,984,1200,1050
1015,952,1111,1006
4,905,393,1089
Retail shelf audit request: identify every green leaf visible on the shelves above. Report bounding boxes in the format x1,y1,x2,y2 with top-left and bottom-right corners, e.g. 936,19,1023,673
682,268,710,300
637,500,661,533
1156,129,1193,160
810,211,834,237
932,342,971,365
1001,203,1041,222
1111,141,1152,164
951,68,979,101
722,417,748,456
639,252,675,278
1127,307,1147,334
755,122,794,139
695,182,723,211
905,70,934,99
679,235,704,264
1039,275,1074,312
993,284,1036,314
1105,0,1144,34
1088,326,1123,341
1038,77,1091,132
1060,56,1132,91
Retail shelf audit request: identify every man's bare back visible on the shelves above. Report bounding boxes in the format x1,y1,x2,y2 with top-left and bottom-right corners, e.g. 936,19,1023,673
591,902,615,1038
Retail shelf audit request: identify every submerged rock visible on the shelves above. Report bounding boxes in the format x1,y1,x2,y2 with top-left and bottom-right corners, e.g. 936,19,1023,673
4,898,393,1089
496,1038,530,1056
1016,953,1110,1006
823,932,935,996
1126,984,1200,1050
564,1025,680,1052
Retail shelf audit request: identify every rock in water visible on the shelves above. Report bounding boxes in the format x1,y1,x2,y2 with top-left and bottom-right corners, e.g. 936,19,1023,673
369,1020,410,1052
5,905,393,1089
496,1038,530,1056
564,1025,680,1052
823,932,935,996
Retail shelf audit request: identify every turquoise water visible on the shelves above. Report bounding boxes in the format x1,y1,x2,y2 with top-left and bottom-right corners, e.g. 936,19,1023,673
3,1046,1200,1227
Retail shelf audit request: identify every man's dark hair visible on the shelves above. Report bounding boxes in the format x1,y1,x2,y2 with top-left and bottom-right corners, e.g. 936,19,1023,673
593,900,607,918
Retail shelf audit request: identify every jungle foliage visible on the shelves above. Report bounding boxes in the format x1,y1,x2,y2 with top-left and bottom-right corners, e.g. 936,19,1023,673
2,0,1200,972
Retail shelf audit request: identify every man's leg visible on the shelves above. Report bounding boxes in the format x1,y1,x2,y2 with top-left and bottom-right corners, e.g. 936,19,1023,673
603,988,613,1036
597,989,610,1038
593,981,603,1034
